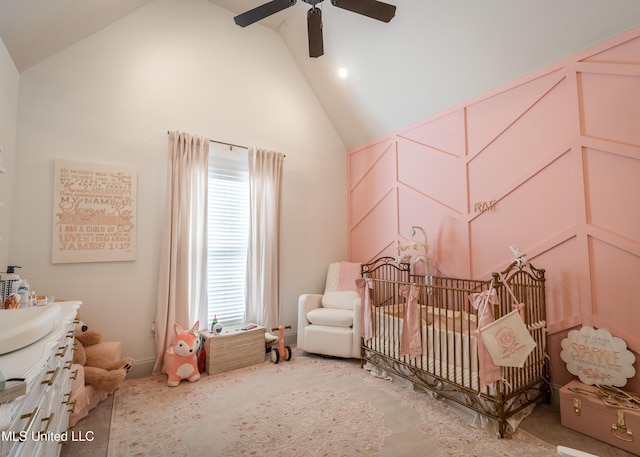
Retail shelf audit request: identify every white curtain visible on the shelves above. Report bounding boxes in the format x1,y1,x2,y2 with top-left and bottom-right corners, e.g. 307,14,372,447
152,131,209,375
246,148,284,331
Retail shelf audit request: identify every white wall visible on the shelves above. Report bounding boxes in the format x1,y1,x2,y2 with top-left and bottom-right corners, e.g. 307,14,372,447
0,38,18,270
10,0,347,375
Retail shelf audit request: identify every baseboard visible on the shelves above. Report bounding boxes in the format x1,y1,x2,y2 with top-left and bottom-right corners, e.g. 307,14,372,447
126,357,155,379
285,331,296,346
129,335,297,378
265,331,297,352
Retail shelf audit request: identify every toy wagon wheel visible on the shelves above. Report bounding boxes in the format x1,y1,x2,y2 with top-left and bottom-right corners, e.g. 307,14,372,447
271,347,280,363
284,345,292,361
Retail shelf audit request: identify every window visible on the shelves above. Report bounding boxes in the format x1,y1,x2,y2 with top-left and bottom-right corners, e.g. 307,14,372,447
207,152,249,326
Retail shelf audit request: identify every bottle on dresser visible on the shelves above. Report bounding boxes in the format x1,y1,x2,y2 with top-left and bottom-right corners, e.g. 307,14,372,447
14,278,30,308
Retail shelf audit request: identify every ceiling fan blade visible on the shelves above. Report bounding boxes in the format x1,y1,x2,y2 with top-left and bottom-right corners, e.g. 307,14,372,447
307,7,324,58
330,0,396,23
234,0,297,27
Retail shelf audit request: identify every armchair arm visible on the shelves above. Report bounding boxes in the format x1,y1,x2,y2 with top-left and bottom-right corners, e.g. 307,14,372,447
298,294,323,318
297,294,323,350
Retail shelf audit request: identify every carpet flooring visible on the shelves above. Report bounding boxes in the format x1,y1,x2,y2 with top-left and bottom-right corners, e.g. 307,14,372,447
61,350,636,457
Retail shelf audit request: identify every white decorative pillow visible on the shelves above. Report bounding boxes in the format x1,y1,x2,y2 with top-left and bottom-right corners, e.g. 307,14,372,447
321,290,360,310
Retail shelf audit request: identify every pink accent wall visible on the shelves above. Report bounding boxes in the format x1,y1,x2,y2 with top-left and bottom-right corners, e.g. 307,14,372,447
347,27,640,388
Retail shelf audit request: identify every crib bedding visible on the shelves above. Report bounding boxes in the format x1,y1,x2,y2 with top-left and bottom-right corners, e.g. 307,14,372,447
379,303,477,331
367,336,478,387
372,304,479,386
359,257,550,438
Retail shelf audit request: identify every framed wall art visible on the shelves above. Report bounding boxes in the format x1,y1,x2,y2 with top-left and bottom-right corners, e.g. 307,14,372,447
52,159,137,263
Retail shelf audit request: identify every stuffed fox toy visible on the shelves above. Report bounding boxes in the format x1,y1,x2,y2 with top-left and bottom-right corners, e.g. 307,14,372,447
162,321,201,387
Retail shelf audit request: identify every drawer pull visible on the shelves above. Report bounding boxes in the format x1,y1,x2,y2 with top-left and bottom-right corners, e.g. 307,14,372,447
41,367,60,386
67,400,77,413
37,412,54,437
56,345,68,357
64,360,73,370
70,368,79,381
19,406,40,440
66,330,75,338
62,392,71,405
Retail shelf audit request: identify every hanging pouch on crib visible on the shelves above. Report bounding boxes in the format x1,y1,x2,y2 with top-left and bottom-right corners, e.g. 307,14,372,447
479,271,536,367
478,308,536,367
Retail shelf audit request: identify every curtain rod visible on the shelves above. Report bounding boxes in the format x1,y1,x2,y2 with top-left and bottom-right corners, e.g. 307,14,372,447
166,131,248,150
208,139,285,157
209,138,248,150
167,131,284,156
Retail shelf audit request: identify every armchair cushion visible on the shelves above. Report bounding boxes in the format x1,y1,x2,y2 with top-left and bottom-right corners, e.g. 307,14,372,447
321,290,360,309
307,308,353,327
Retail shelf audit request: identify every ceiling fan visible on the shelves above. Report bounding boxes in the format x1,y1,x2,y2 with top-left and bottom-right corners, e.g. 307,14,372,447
234,0,396,58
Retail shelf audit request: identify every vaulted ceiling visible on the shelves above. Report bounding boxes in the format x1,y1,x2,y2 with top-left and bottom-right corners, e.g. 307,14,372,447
2,0,640,149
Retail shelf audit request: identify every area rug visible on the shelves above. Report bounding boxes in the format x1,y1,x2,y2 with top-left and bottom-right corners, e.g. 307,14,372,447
108,350,557,456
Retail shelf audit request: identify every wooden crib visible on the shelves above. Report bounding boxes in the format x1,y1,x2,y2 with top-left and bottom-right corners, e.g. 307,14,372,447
359,257,550,438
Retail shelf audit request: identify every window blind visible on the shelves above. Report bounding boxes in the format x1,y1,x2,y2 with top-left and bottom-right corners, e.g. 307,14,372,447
207,156,249,326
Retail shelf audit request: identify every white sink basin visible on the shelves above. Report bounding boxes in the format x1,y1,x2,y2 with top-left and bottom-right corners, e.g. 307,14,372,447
0,305,61,355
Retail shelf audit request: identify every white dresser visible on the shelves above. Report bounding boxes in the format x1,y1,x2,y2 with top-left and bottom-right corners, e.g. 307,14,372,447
0,301,80,457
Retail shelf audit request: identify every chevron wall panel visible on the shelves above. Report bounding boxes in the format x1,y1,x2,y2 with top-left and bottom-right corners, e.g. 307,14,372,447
347,27,640,388
397,139,466,214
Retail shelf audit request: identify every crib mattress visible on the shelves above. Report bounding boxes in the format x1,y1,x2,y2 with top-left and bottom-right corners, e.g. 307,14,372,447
371,305,479,380
366,336,479,389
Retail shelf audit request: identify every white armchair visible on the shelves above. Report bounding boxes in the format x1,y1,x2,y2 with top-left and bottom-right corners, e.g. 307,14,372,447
297,262,362,358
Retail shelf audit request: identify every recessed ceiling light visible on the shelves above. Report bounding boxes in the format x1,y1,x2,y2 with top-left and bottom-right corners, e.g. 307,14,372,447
338,67,349,79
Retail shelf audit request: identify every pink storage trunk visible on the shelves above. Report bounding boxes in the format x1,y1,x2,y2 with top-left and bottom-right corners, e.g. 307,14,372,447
560,380,640,455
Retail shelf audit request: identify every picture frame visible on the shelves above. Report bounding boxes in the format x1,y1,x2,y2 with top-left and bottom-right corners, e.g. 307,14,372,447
52,159,137,263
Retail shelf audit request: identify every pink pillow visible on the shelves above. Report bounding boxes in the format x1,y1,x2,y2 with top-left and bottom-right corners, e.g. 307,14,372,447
336,262,361,292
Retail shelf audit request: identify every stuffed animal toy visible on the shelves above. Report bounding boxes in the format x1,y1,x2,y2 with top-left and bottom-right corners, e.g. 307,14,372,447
163,321,201,387
73,320,135,394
